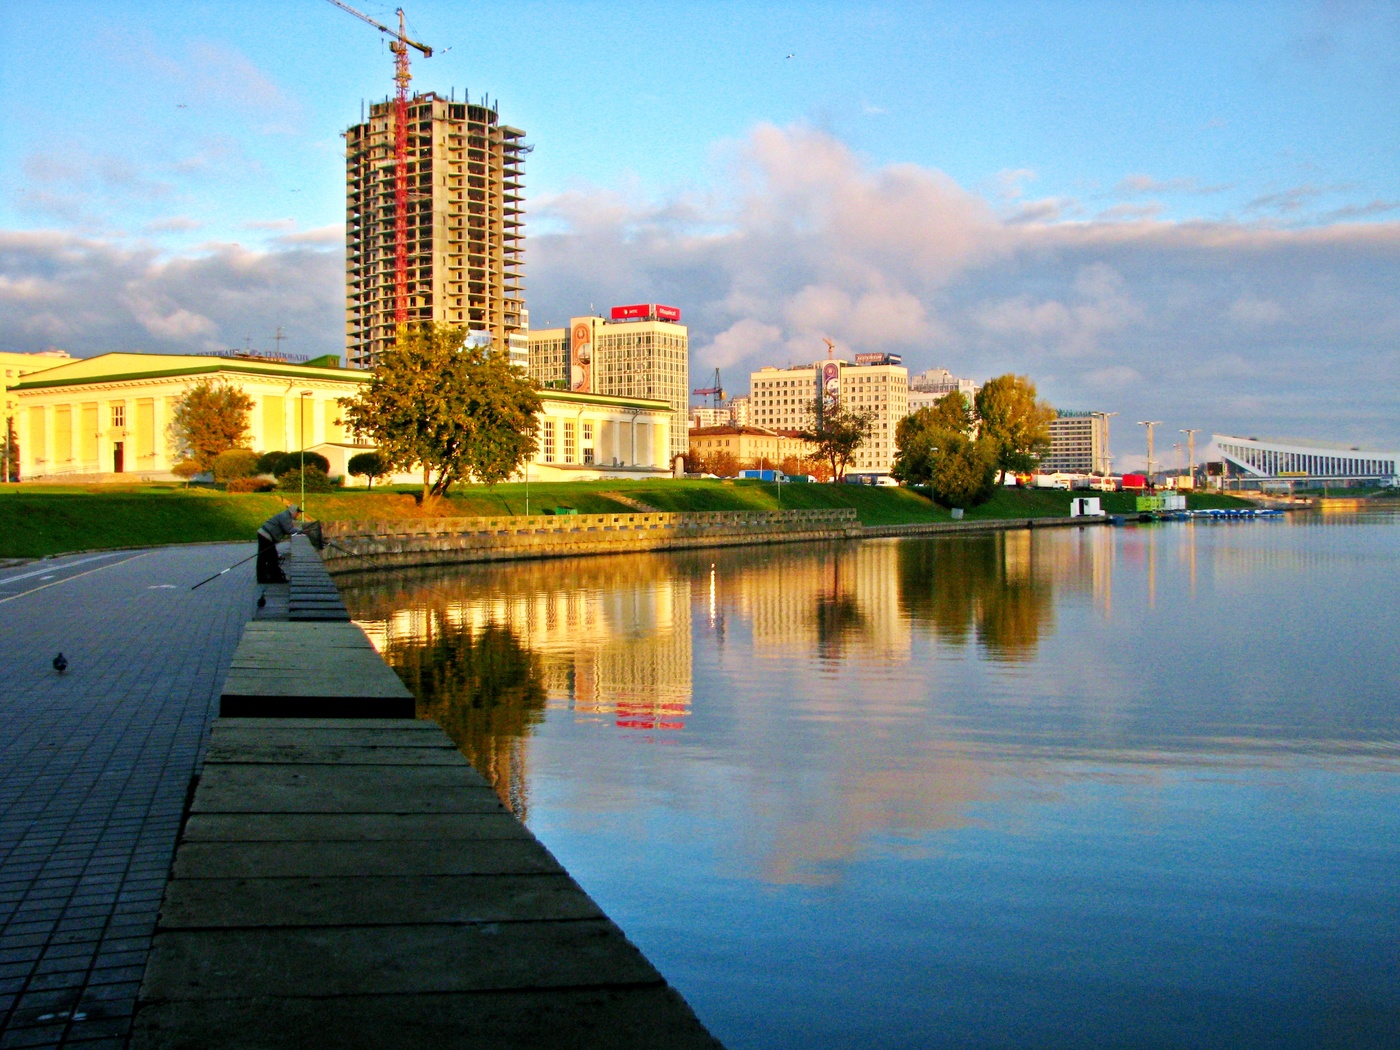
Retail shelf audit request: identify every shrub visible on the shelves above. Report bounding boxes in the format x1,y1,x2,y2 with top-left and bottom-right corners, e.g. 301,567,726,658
212,448,259,482
347,451,388,488
226,476,276,493
271,451,330,477
171,459,201,481
255,450,286,475
276,466,334,493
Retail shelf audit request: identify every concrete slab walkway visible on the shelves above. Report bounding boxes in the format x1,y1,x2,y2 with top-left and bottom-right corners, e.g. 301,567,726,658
0,544,259,1049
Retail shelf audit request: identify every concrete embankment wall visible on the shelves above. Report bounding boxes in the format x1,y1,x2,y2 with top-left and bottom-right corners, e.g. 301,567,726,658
320,508,1106,574
320,508,864,573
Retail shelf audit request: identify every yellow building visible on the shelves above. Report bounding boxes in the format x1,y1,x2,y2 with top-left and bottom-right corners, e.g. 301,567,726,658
528,307,689,463
749,356,908,474
687,425,815,471
11,352,674,484
2,350,74,479
11,353,365,482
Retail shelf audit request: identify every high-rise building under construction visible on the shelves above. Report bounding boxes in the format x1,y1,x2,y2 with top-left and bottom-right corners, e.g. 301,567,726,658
344,92,528,369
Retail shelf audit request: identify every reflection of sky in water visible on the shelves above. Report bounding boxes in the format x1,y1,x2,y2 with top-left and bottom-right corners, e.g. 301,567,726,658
340,513,1400,1049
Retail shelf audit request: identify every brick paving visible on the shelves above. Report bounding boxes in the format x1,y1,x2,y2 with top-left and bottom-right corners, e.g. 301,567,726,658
0,544,258,1049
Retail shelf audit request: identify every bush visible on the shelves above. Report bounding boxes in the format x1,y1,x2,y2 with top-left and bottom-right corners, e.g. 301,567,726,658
271,451,330,477
276,466,335,493
226,476,276,493
212,448,259,482
171,459,201,481
255,450,285,475
347,451,388,488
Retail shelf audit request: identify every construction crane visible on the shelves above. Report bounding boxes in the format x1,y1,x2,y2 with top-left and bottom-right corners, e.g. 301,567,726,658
692,368,725,408
823,337,835,359
324,0,432,325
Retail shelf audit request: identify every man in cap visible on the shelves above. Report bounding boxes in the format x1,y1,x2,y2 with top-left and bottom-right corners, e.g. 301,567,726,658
256,503,302,583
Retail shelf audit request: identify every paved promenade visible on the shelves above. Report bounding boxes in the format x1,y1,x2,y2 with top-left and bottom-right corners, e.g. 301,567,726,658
0,545,257,1049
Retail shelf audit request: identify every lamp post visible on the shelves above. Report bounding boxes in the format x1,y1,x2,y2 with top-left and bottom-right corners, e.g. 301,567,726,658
299,391,313,512
1093,412,1118,479
1137,420,1162,488
1180,428,1199,489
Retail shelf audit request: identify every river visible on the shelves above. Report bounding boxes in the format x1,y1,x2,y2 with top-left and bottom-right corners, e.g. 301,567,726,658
338,511,1400,1049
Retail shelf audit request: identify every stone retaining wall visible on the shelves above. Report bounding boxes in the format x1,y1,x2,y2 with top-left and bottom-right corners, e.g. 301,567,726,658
320,508,863,573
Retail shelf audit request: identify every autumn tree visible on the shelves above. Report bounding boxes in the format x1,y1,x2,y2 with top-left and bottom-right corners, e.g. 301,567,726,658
974,374,1054,482
893,399,997,506
169,379,253,472
339,324,542,500
348,450,388,489
800,396,874,481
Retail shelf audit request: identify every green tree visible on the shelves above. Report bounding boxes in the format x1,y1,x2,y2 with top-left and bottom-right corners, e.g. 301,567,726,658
925,390,975,435
169,379,253,472
212,448,259,483
348,450,388,489
892,408,947,487
799,396,874,481
974,374,1054,482
926,432,999,507
338,324,542,500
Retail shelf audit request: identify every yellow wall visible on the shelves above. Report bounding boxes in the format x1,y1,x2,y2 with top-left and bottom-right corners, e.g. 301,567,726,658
28,406,45,462
54,405,72,464
135,399,156,464
80,403,98,462
263,396,285,451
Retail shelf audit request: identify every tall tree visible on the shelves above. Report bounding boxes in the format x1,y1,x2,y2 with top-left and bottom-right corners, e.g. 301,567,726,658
974,374,1054,482
169,379,253,472
339,323,542,500
800,396,874,481
892,405,997,505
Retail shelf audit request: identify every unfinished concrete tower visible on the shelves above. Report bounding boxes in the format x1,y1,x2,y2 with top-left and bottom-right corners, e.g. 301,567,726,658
345,93,527,369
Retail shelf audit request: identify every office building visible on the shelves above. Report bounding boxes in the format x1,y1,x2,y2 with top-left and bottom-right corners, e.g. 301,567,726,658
345,92,527,369
1042,411,1111,475
749,354,908,474
528,304,689,462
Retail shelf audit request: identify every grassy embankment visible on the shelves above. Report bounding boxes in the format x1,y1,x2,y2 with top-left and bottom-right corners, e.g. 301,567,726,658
0,480,1253,559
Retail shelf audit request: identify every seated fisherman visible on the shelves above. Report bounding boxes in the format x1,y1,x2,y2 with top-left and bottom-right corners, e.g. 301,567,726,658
256,504,302,583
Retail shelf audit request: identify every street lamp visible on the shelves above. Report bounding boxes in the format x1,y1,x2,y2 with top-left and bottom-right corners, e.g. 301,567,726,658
1137,420,1162,487
299,390,313,512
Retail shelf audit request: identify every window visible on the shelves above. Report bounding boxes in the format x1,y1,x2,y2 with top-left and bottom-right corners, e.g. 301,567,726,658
563,421,576,462
543,420,556,462
111,404,125,428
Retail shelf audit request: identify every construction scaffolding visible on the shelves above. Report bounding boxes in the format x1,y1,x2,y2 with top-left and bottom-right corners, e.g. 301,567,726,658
345,92,527,369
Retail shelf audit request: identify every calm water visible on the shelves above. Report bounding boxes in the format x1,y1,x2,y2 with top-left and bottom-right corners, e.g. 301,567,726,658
338,513,1400,1049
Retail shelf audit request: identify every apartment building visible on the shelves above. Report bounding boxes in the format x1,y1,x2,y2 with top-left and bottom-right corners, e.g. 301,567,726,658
1043,411,1111,475
345,92,527,369
748,355,908,474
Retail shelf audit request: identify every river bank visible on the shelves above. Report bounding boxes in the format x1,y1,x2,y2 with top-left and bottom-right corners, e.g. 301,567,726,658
0,480,1254,559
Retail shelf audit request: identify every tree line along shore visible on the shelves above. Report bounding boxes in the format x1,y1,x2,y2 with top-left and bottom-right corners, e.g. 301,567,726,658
0,480,1254,560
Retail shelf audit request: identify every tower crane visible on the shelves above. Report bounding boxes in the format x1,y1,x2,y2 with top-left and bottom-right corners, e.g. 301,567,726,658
692,368,725,409
323,1,432,326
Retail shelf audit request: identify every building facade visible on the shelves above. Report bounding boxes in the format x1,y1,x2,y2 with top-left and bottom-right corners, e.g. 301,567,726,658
1214,433,1398,485
909,368,977,398
748,358,908,474
12,353,673,484
687,425,816,471
528,306,689,463
345,92,527,369
1043,411,1111,475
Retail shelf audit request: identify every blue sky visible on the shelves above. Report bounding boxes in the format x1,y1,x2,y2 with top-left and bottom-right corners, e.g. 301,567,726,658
2,1,1398,460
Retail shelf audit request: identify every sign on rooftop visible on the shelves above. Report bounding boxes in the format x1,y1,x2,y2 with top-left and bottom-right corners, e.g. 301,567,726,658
611,304,682,323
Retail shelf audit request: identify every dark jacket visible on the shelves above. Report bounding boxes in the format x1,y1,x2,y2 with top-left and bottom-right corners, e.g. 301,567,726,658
258,508,300,542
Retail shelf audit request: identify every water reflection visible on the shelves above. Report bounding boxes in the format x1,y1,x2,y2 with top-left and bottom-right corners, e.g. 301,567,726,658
337,517,1400,1050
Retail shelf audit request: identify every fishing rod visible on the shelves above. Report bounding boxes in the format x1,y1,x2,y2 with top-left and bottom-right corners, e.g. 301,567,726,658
190,551,259,590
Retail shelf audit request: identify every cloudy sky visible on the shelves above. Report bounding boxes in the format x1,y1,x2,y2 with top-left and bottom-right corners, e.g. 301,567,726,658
2,0,1398,464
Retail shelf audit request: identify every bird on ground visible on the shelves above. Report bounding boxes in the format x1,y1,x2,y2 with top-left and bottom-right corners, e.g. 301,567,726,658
53,653,67,673
257,591,267,609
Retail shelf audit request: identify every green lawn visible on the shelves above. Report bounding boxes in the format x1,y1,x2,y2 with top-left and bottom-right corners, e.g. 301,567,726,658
0,480,1256,559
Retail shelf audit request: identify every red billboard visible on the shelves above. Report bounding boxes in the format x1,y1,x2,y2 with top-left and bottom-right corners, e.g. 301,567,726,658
609,303,682,322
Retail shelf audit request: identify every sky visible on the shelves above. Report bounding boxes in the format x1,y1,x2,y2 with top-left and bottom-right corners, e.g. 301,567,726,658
2,0,1398,465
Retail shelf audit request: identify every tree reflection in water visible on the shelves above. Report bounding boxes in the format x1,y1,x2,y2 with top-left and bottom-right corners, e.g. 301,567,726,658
897,532,1055,661
384,621,546,817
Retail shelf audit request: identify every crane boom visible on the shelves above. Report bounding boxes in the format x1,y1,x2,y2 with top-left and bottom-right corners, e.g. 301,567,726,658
324,0,432,328
323,0,432,55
